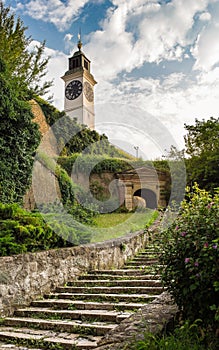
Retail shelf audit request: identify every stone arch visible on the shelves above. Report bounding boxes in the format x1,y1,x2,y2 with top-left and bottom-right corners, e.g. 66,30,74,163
134,188,157,209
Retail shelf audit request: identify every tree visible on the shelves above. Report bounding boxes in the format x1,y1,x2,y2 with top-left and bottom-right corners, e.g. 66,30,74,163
0,58,41,203
0,1,52,99
36,96,121,156
184,117,219,192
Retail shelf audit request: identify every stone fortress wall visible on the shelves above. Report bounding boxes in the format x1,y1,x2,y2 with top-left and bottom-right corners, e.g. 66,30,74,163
0,224,153,317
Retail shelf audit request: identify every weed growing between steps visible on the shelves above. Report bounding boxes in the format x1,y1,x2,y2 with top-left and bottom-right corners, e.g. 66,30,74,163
1,338,67,350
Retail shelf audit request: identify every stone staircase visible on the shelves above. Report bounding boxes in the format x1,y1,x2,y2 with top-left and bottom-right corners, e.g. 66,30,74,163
0,245,163,349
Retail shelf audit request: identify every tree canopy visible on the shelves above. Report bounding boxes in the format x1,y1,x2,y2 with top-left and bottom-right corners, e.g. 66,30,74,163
184,117,219,192
0,1,51,99
36,96,123,157
0,58,41,203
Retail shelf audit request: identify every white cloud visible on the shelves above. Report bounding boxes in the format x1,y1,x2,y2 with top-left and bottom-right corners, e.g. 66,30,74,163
93,65,219,154
33,0,219,157
86,0,212,81
34,43,67,109
17,0,89,31
192,26,219,71
199,12,211,21
64,33,74,53
191,1,219,71
64,33,73,41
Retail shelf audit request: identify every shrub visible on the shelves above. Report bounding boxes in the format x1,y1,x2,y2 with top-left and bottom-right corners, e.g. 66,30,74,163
0,203,92,256
159,184,219,328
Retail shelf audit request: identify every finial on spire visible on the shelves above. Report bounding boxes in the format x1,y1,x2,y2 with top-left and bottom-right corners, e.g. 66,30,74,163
77,28,82,51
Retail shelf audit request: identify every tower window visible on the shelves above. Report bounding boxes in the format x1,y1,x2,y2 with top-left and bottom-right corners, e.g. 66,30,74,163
69,57,82,70
84,60,88,70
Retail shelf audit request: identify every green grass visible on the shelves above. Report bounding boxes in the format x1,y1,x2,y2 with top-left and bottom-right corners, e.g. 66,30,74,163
90,209,158,243
128,320,219,350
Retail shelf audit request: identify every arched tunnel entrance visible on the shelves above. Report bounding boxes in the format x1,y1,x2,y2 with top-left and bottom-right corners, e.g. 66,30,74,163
134,188,157,209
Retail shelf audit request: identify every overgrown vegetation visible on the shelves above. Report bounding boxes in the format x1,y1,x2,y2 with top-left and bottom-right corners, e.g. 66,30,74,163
58,154,170,177
0,58,41,203
36,96,123,157
129,320,218,349
0,202,93,256
184,117,219,193
128,185,218,350
159,185,218,328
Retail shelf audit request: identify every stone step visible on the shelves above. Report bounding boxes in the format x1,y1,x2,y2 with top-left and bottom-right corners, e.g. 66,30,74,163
131,257,158,262
31,299,145,311
124,260,159,266
0,342,42,350
68,279,162,287
0,242,164,350
15,307,131,323
123,264,162,270
46,293,159,303
87,269,159,276
0,327,101,349
0,344,42,350
3,317,116,336
79,274,161,280
56,286,164,294
138,249,158,254
137,252,159,256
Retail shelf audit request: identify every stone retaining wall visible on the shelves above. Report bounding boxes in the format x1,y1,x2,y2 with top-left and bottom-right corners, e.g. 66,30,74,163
0,218,160,317
96,292,178,350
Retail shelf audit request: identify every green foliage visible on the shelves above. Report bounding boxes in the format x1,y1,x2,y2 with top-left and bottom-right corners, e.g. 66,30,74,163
130,320,218,350
162,146,186,205
35,151,97,233
35,96,65,126
159,185,219,327
35,96,125,157
0,58,41,203
0,1,51,99
66,202,97,225
0,203,64,256
58,154,164,176
58,154,130,175
55,167,75,205
59,154,171,180
35,151,76,206
0,202,92,256
37,106,120,156
184,117,219,192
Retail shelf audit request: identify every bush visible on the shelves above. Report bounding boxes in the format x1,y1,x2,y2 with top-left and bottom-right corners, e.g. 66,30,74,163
0,203,92,256
159,184,219,328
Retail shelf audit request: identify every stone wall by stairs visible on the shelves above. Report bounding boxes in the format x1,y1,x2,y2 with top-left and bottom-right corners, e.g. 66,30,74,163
0,243,178,349
0,225,154,317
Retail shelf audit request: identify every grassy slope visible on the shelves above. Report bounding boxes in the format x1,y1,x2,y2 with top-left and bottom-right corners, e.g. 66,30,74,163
90,210,158,243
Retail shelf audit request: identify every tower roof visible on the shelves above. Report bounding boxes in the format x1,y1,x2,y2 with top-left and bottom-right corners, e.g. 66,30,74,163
62,34,97,86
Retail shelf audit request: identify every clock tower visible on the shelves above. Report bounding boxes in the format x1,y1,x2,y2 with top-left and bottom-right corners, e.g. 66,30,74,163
61,36,97,130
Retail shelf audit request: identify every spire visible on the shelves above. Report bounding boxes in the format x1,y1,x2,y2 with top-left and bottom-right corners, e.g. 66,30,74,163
77,29,82,51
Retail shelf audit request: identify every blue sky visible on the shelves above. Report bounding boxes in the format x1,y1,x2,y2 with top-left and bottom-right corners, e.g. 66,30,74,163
4,0,219,158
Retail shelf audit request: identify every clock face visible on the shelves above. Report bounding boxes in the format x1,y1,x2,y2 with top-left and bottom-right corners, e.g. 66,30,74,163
65,80,82,100
84,81,94,102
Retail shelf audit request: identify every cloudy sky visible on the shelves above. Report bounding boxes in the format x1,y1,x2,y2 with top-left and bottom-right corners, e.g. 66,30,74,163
5,0,219,159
